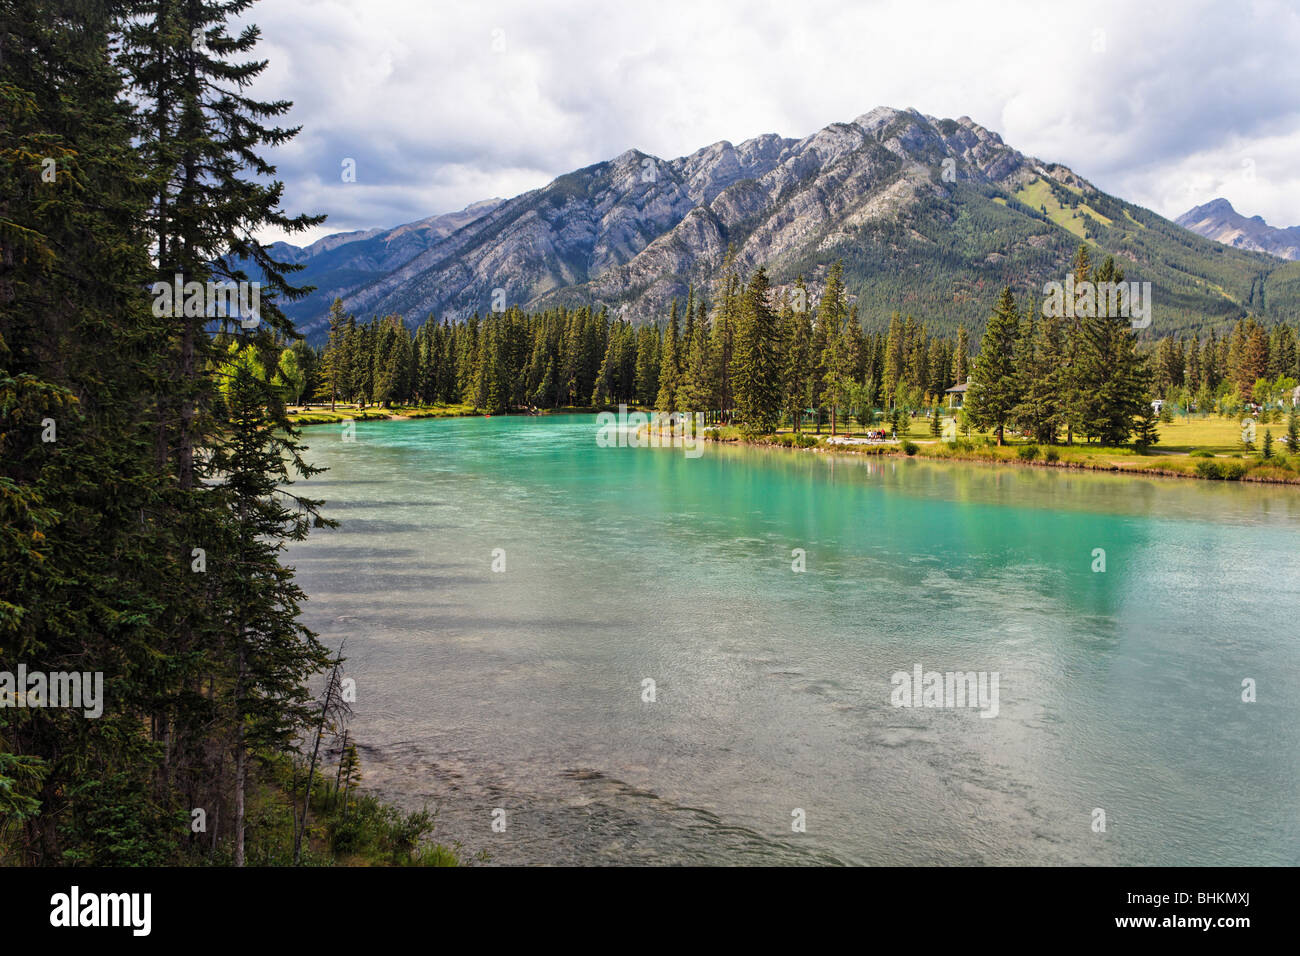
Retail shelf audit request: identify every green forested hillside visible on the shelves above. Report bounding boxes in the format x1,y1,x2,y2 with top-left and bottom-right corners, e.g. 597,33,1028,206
779,177,1291,339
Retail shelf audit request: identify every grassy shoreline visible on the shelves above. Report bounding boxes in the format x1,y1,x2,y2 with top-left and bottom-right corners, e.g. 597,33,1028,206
289,403,1300,485
703,422,1300,485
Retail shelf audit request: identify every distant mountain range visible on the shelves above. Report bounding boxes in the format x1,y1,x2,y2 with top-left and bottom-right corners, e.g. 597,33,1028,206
1176,198,1300,261
259,107,1300,343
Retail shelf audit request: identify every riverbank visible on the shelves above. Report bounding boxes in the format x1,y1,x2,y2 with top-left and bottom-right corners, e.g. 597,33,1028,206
696,419,1300,485
290,404,1300,485
286,403,607,426
287,403,476,426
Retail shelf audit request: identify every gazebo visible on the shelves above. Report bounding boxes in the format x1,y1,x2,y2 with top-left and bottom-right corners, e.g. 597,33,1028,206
945,381,970,409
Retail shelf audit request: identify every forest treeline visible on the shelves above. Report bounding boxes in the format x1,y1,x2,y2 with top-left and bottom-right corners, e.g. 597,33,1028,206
311,260,969,434
0,1,447,866
308,249,1300,446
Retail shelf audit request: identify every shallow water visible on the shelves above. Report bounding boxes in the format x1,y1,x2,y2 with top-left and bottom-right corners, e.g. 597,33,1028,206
289,413,1300,865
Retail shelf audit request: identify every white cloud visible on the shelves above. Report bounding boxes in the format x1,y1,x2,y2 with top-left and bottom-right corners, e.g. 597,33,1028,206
240,0,1300,245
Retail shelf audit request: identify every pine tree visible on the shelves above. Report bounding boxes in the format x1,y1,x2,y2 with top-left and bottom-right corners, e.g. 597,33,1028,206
818,263,855,435
952,326,970,385
634,324,659,407
322,298,349,410
210,343,335,865
1133,402,1161,451
711,252,740,421
1,0,180,862
883,311,905,402
781,279,813,431
655,300,681,411
966,288,1022,445
1072,256,1151,445
676,292,714,416
731,268,782,433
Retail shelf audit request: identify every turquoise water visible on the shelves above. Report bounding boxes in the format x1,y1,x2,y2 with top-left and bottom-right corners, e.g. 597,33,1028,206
290,413,1300,865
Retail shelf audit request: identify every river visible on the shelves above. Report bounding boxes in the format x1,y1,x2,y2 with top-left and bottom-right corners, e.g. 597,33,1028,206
289,413,1300,865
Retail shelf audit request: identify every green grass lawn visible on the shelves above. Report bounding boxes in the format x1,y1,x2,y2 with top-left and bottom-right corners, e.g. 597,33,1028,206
716,411,1300,483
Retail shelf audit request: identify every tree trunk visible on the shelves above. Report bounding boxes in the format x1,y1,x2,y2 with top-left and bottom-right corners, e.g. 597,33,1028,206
333,730,349,809
233,728,245,867
233,634,247,866
295,656,342,865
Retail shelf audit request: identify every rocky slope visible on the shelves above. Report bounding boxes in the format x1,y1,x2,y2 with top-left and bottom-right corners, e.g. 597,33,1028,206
1176,198,1300,261
271,108,1300,341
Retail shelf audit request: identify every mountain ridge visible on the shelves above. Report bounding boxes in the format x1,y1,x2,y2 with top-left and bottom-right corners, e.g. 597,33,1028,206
1175,198,1300,261
265,108,1300,342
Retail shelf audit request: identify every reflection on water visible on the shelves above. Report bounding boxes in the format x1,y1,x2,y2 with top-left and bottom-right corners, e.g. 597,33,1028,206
289,414,1300,865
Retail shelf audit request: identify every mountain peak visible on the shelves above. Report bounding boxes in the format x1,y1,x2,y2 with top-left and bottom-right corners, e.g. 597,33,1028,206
1176,198,1299,260
265,111,1300,342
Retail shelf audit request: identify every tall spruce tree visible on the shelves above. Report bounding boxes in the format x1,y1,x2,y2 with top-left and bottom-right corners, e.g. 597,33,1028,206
1072,256,1151,445
966,287,1022,445
731,267,783,433
655,299,681,411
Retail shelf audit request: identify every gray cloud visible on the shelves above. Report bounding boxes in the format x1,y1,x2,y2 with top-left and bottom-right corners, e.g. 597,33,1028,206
240,0,1300,245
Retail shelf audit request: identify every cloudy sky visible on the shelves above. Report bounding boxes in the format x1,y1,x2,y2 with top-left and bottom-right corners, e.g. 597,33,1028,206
243,0,1300,245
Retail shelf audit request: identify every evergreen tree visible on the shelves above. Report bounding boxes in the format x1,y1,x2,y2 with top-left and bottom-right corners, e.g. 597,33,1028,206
210,342,334,865
1133,402,1161,450
966,287,1022,445
952,326,970,384
781,279,813,431
655,300,681,411
1012,303,1063,444
1072,256,1151,445
1,0,183,861
322,298,350,410
676,293,714,415
634,324,659,407
731,268,782,433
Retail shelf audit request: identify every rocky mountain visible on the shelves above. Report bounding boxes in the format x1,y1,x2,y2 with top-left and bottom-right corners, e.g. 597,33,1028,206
1176,198,1300,261
266,198,504,331
270,107,1300,342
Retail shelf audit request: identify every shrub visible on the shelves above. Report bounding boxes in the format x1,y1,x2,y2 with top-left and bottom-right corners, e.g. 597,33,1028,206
768,432,818,448
1190,449,1215,458
1017,444,1040,460
1044,447,1060,462
1221,462,1248,480
901,440,918,456
1195,460,1223,479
